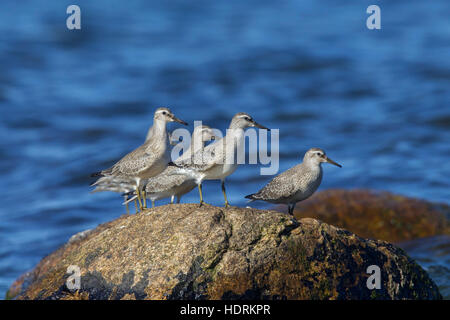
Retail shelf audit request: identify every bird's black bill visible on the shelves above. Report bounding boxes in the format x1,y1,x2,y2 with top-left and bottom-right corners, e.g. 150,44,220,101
326,157,342,168
172,116,188,125
253,121,270,131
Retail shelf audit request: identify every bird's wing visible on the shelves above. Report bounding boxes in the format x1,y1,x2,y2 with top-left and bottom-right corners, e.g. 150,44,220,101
92,175,135,186
109,143,156,176
253,165,301,200
177,138,225,172
145,167,188,193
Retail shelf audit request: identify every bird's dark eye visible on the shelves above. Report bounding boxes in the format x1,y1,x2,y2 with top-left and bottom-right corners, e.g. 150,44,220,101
317,153,322,156
162,111,167,115
245,117,250,121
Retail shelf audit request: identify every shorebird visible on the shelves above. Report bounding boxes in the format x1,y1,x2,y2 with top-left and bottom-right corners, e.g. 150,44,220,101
174,112,269,207
91,107,187,212
90,176,138,213
91,123,156,213
124,125,216,207
91,123,180,213
245,148,341,215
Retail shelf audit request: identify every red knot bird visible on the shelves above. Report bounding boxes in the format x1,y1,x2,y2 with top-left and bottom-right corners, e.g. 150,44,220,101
90,107,187,212
173,112,269,207
124,124,216,207
91,123,181,213
245,148,341,215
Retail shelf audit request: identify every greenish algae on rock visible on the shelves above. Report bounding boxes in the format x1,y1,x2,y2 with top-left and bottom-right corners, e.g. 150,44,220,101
8,204,441,300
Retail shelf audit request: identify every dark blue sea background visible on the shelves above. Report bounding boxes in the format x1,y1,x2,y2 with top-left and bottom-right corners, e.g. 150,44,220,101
0,0,449,298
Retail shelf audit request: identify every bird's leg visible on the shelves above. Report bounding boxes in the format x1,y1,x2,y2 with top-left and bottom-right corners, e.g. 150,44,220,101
176,196,181,204
136,187,143,212
291,203,296,215
170,195,174,204
221,180,229,208
142,189,147,209
151,200,155,208
134,199,138,214
288,203,296,215
198,183,204,206
123,195,130,214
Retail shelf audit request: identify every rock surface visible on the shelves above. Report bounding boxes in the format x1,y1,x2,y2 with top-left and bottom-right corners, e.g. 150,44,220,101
8,204,441,300
292,189,450,243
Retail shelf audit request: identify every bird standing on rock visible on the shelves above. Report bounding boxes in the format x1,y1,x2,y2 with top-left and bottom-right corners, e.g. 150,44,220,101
91,107,188,212
245,148,341,215
91,121,181,214
124,124,216,207
173,112,270,207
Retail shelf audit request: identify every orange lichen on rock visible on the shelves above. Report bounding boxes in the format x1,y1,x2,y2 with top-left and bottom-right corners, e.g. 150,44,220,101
291,189,450,243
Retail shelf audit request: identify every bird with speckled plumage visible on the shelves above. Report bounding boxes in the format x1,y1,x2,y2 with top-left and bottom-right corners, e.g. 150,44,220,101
90,107,188,212
124,124,216,207
245,148,342,215
91,123,180,214
172,112,269,207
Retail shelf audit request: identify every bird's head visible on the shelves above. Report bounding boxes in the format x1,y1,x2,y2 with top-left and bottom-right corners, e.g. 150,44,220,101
304,148,342,167
154,107,188,125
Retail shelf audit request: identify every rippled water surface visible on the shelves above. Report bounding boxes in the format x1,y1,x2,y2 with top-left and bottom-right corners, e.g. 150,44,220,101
398,236,450,299
0,0,449,298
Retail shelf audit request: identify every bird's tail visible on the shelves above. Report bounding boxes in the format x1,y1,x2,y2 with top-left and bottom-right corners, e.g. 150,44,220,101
167,166,198,180
122,191,138,205
122,195,137,205
90,171,103,178
244,193,256,203
89,175,108,187
168,161,181,168
122,190,135,197
90,187,103,194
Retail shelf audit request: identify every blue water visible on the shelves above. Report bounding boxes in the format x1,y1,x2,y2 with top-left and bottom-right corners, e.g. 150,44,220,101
0,0,449,298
